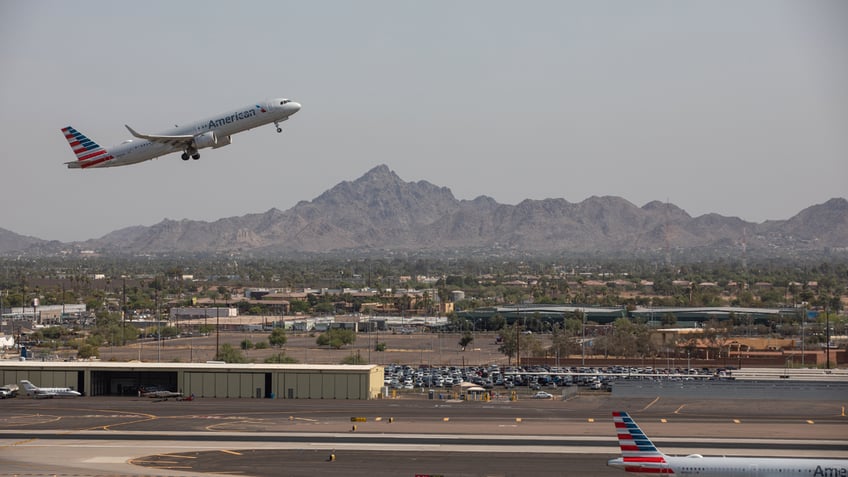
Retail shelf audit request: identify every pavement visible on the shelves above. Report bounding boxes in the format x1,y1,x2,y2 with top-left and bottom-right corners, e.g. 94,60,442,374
0,393,845,476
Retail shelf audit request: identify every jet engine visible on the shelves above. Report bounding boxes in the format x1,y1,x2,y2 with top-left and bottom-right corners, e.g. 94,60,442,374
212,134,232,148
193,131,232,149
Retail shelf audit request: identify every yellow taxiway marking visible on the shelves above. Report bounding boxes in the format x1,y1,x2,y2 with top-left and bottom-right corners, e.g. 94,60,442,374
806,420,815,424
660,418,667,423
641,397,660,411
220,449,242,456
733,419,741,424
87,408,158,431
0,438,38,449
674,404,686,414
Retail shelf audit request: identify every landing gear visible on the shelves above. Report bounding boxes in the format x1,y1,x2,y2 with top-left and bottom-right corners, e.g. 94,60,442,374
274,119,286,133
182,147,199,161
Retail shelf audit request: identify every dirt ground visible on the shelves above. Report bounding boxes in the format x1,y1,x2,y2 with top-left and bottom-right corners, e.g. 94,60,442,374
96,330,543,366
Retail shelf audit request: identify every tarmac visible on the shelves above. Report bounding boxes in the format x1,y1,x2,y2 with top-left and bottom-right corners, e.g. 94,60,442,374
0,393,845,476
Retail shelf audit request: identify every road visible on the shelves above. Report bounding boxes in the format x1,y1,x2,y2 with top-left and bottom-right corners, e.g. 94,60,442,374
0,394,845,476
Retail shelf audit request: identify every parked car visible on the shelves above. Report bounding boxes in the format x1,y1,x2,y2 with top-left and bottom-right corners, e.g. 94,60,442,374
0,385,18,398
532,391,553,399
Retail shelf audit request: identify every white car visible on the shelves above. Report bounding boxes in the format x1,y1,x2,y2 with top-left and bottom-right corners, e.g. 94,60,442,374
532,391,553,399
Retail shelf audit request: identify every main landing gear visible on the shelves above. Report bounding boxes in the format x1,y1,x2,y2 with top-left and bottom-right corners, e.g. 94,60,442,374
181,149,200,160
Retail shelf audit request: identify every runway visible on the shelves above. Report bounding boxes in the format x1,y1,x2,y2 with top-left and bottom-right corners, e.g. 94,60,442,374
0,395,845,476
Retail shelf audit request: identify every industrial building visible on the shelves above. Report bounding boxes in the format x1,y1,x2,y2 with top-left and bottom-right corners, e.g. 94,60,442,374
0,361,383,399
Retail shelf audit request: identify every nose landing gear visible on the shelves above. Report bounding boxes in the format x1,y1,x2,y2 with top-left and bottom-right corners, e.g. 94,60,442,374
274,117,288,133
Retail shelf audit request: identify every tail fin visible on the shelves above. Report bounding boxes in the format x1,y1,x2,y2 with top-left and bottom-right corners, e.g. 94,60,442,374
608,411,670,473
61,126,113,168
19,380,37,392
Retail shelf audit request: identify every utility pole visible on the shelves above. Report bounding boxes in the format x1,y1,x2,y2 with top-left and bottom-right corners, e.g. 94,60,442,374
515,319,520,368
825,305,831,370
121,278,126,346
581,309,586,367
155,288,160,363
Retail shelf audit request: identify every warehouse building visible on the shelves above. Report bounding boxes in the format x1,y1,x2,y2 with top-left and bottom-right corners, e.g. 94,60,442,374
0,361,383,400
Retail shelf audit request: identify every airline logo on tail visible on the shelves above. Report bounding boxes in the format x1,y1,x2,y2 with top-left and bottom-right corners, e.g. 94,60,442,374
62,126,113,168
611,411,671,474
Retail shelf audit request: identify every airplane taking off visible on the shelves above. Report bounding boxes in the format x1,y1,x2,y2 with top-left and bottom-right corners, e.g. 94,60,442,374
19,380,81,399
62,97,301,169
609,411,848,476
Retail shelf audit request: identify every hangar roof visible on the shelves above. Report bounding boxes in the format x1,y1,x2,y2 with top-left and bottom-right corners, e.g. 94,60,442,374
0,360,381,372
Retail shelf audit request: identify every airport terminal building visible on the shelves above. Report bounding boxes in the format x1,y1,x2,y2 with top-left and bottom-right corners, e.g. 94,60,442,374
0,361,384,399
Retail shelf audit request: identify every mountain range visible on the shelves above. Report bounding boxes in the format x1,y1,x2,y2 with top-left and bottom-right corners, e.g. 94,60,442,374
2,165,846,257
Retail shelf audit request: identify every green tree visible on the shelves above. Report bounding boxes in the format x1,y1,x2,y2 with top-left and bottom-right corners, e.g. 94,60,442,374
268,328,288,348
216,343,248,363
313,302,335,315
488,314,506,331
316,328,356,349
459,332,474,351
265,352,298,363
340,352,365,364
77,342,99,359
550,325,579,358
497,324,518,365
240,339,254,350
290,300,310,314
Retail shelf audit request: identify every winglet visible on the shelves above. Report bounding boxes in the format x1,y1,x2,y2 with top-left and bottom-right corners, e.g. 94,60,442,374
125,124,144,139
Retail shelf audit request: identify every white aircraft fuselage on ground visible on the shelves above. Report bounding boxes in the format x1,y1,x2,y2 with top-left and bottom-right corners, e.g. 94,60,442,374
608,411,848,477
19,380,81,398
63,98,301,169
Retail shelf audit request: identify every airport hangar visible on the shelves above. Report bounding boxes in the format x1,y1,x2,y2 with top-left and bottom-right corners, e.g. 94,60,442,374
0,361,384,399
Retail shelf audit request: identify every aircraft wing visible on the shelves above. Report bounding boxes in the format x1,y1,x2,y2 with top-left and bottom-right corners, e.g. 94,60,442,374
125,125,195,148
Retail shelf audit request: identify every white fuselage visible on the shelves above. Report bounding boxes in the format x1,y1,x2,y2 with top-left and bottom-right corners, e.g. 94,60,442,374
76,98,299,168
609,455,848,477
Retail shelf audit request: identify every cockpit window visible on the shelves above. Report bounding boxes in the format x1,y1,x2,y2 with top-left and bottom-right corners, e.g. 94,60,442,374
280,100,290,105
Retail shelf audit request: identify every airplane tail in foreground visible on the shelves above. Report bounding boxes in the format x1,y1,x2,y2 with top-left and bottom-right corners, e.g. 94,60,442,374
608,411,671,474
19,380,37,393
61,126,113,168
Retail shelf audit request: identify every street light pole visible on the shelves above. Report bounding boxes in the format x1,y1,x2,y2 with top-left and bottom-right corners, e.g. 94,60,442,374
216,302,221,360
581,309,586,367
825,305,831,370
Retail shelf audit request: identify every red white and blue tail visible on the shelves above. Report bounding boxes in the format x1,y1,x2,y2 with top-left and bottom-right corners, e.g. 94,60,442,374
608,412,672,474
62,126,113,169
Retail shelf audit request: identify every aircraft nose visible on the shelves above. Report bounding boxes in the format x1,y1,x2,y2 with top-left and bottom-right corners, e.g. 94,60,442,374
287,102,302,114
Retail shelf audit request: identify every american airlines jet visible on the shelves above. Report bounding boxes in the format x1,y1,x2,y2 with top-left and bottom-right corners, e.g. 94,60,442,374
609,411,848,476
62,97,301,169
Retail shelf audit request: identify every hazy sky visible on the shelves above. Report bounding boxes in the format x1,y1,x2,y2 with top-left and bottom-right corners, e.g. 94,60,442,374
1,1,846,242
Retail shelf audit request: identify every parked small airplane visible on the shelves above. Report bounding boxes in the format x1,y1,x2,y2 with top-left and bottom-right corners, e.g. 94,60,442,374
62,97,301,168
140,387,183,400
19,380,81,399
608,411,848,476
